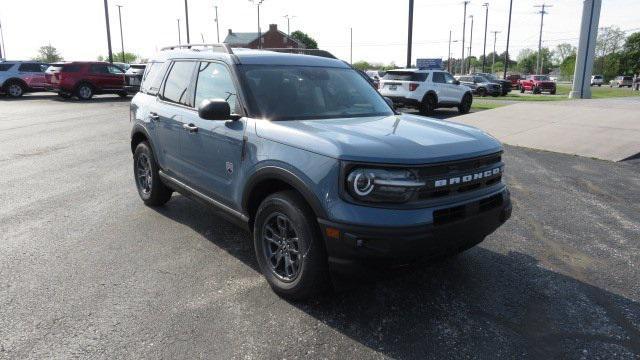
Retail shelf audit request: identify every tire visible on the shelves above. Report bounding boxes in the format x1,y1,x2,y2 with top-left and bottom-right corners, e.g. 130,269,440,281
520,87,525,94
550,90,556,95
419,94,436,115
491,92,499,97
133,142,172,206
458,93,472,114
5,81,25,98
253,191,330,300
598,84,601,87
533,87,541,94
58,93,72,99
476,87,487,97
76,83,94,100
118,91,129,98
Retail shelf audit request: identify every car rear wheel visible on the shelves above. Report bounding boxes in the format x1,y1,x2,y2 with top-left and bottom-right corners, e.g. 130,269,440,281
533,87,541,94
118,91,128,98
133,142,172,206
550,89,556,95
253,191,330,300
476,88,487,97
419,94,436,115
520,87,525,93
458,93,472,114
6,82,25,98
76,84,94,100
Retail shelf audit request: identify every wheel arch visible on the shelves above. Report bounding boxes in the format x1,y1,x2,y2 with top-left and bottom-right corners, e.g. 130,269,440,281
422,90,438,103
242,166,327,228
2,77,27,91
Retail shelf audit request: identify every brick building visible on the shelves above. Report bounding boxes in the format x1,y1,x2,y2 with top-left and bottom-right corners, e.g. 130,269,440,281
223,24,305,49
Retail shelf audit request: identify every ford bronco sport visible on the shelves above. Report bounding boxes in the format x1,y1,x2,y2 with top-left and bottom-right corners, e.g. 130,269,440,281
130,44,511,299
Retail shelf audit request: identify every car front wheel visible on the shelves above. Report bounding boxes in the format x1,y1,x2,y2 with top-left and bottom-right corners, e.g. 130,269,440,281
76,84,94,100
133,142,172,206
253,191,330,300
458,93,472,114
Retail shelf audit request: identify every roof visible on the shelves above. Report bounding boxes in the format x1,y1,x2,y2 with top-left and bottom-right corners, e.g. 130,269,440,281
148,47,349,68
223,32,259,46
386,68,443,73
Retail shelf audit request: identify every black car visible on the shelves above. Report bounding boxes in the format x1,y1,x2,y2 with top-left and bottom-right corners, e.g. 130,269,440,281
457,75,502,97
124,64,146,94
473,73,511,96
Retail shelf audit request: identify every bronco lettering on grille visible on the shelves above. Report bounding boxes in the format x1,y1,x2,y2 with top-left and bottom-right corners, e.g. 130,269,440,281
434,167,501,188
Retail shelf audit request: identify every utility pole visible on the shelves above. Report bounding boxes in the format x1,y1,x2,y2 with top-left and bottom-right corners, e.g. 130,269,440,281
406,0,414,68
177,18,181,44
116,5,125,63
461,1,470,74
535,4,552,74
250,0,265,49
0,18,5,59
468,15,474,73
491,31,500,73
503,0,513,79
215,6,220,43
481,3,489,73
283,14,295,36
569,0,602,99
103,0,113,63
184,0,191,43
350,27,353,65
448,30,452,73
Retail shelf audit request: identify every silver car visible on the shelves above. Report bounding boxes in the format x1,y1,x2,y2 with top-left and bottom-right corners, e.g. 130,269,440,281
609,76,633,88
0,61,50,97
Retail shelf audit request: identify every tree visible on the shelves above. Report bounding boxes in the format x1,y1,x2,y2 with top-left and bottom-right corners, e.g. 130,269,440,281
34,44,63,63
98,52,138,63
596,26,626,56
516,48,552,74
560,54,576,80
553,43,577,64
290,31,318,49
352,61,372,71
621,32,640,75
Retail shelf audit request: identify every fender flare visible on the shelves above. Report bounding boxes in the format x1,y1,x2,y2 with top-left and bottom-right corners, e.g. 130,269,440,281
242,165,328,219
2,77,28,90
422,90,438,104
130,124,157,155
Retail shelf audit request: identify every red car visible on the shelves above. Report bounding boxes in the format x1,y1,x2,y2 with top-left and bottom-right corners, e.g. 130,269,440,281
519,75,556,95
506,74,522,90
45,61,128,100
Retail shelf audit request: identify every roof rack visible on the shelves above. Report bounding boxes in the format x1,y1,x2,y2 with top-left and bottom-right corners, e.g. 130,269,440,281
160,43,234,54
262,48,337,59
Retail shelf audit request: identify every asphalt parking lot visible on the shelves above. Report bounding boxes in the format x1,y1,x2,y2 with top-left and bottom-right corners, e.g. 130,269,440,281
1,94,639,359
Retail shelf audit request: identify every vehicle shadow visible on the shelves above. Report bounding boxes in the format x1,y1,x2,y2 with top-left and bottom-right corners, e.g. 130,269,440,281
0,93,131,103
151,194,640,359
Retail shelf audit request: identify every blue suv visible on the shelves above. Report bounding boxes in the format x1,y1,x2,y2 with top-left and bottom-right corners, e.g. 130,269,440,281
130,45,511,299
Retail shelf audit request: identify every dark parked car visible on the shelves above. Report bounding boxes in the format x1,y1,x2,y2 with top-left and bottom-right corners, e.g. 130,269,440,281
473,73,512,95
506,74,522,90
457,75,501,97
0,61,50,97
129,44,511,299
125,64,146,94
45,61,128,100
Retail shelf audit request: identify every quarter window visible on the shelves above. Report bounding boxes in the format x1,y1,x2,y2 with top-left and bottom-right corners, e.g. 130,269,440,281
194,62,239,112
140,62,167,95
162,61,196,106
0,64,14,71
444,73,457,84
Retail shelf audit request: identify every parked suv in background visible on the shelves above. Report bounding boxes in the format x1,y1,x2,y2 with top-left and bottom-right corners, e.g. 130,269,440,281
125,64,146,94
0,61,49,97
379,69,473,115
609,76,633,88
130,45,511,299
506,74,522,90
519,75,556,94
456,75,501,97
45,61,128,100
590,75,604,86
473,73,512,95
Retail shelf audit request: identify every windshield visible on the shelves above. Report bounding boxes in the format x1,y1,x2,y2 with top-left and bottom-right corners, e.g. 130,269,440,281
474,76,489,83
239,65,394,120
482,73,498,80
533,76,551,81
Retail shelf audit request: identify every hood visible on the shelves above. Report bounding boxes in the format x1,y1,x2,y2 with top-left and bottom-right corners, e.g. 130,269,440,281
255,114,502,164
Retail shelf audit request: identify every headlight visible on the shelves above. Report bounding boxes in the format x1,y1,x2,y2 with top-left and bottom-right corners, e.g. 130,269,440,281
346,168,425,203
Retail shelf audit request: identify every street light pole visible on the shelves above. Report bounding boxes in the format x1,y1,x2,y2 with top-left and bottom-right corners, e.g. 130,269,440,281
184,0,191,43
0,19,5,59
535,4,552,74
481,3,489,73
215,6,220,43
406,0,414,68
116,5,125,63
177,18,181,44
350,27,353,65
283,15,295,36
103,0,113,63
461,1,470,74
491,31,500,73
468,15,474,73
250,0,265,49
448,30,452,73
503,0,513,79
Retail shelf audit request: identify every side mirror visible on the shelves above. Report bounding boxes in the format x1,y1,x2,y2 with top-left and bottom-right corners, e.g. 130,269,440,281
198,99,238,121
383,96,395,110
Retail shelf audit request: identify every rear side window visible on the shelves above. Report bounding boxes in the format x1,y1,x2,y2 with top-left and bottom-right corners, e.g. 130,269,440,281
62,64,81,73
161,61,196,106
383,71,428,82
18,63,45,72
90,64,109,74
432,72,445,83
623,76,633,81
0,64,14,71
140,62,167,95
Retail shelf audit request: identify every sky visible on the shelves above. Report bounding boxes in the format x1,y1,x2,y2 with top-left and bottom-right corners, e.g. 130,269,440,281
1,0,639,65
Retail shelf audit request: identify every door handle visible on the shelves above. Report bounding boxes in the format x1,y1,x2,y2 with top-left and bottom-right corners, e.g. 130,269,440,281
183,123,199,133
149,112,159,121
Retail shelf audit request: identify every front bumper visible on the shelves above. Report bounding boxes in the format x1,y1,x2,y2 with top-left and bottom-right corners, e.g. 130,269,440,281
385,96,420,108
318,188,511,272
